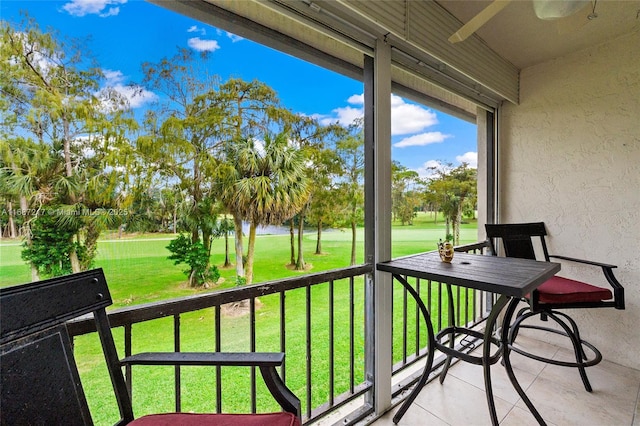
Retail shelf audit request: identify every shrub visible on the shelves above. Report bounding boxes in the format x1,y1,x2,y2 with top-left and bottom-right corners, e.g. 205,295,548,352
167,234,220,286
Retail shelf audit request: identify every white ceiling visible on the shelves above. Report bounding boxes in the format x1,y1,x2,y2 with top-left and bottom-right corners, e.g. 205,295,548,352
436,0,640,69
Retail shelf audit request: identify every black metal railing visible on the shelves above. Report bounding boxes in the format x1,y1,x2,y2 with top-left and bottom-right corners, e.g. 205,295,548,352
68,242,493,425
69,264,373,424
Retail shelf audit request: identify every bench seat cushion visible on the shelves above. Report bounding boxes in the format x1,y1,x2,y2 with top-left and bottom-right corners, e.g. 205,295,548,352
130,412,301,426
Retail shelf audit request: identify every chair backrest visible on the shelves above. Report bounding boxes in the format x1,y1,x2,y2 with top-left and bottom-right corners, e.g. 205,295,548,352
485,222,551,261
0,269,133,426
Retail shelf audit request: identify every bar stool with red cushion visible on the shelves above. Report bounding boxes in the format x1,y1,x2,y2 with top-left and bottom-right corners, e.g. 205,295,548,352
485,222,625,392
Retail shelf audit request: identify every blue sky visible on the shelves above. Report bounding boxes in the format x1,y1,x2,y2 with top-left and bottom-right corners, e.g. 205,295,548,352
1,0,477,177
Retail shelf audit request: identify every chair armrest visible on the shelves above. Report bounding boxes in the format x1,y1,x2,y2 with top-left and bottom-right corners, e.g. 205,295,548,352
454,241,490,254
121,352,301,418
548,255,617,269
548,255,624,309
121,351,284,367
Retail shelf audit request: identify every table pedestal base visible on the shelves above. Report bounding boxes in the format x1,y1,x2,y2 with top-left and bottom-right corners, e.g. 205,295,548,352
391,274,436,425
392,283,547,426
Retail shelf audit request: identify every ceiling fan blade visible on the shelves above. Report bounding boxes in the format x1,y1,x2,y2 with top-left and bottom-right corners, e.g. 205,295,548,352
448,0,512,43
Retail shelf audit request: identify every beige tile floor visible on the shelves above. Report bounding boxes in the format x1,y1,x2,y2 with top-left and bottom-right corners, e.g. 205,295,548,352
372,334,640,426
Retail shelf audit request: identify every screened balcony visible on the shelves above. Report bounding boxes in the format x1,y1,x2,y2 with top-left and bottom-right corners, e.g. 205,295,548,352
4,0,638,425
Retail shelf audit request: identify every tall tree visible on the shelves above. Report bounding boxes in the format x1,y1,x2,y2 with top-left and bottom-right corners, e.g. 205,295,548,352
392,161,422,225
281,112,333,270
335,119,365,266
426,163,477,245
306,147,342,255
138,48,223,286
1,17,135,276
214,78,284,282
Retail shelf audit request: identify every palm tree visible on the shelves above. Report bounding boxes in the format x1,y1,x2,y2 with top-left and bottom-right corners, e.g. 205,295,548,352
0,137,63,280
218,131,310,284
213,78,283,282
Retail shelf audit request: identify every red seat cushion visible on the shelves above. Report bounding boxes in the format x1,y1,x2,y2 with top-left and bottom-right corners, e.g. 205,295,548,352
535,276,612,304
129,412,301,426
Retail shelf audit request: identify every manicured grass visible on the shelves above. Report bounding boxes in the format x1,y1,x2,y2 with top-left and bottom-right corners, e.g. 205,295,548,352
0,212,478,424
1,212,478,304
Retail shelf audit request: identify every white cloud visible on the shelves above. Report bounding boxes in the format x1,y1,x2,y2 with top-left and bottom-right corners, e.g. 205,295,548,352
456,151,477,168
317,93,438,136
316,94,364,126
187,25,204,34
215,28,243,42
100,69,158,110
62,0,127,17
99,7,120,17
226,32,244,43
424,159,443,169
187,37,220,52
103,69,125,85
347,94,364,104
112,85,157,109
390,95,438,135
416,160,448,179
394,132,452,148
318,106,363,127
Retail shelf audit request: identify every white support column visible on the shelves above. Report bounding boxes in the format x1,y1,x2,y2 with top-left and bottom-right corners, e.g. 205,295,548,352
372,36,393,416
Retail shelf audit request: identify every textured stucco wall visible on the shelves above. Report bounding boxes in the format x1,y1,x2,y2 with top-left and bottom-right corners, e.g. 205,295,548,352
499,29,640,369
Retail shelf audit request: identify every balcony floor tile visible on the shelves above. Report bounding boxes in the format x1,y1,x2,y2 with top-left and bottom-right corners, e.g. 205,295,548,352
369,335,640,426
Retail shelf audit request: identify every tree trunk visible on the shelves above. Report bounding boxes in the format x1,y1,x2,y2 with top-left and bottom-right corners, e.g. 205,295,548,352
455,206,462,245
18,197,39,280
295,215,305,270
233,215,245,280
7,201,17,238
63,118,74,180
63,115,81,273
289,219,295,266
82,222,100,270
315,219,322,255
202,229,213,283
445,218,451,241
173,205,177,234
25,223,40,282
69,241,81,273
223,231,231,268
350,220,357,266
31,263,40,282
246,222,257,285
188,228,199,281
203,229,212,259
188,268,198,287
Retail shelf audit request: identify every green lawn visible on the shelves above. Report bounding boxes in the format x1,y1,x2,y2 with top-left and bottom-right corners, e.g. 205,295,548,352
0,211,479,304
0,212,479,423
